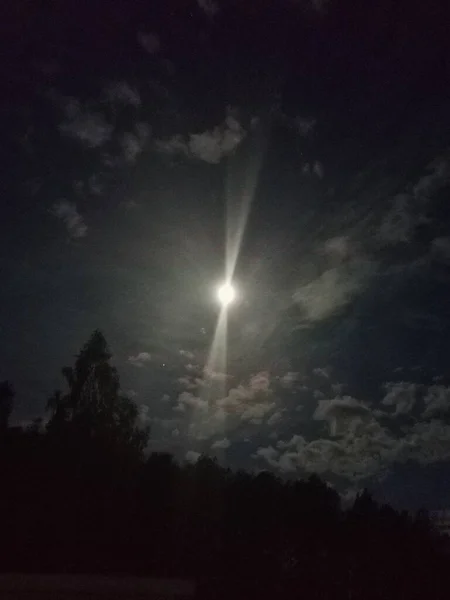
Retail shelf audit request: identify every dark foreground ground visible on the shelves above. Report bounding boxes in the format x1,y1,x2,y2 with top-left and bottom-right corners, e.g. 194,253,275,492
0,574,196,599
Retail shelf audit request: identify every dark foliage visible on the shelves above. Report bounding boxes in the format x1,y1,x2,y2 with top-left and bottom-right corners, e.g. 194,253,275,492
0,381,14,432
0,333,449,599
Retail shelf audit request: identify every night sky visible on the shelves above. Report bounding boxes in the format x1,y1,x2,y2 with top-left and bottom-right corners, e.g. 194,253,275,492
2,0,450,509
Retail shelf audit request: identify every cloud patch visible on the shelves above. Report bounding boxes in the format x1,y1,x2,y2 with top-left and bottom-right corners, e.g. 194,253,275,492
279,372,300,389
105,81,141,107
211,438,230,450
51,201,87,239
185,450,201,463
197,0,220,17
378,153,450,245
174,392,209,413
137,32,160,54
293,259,372,321
422,385,450,418
59,99,113,148
120,123,150,164
382,382,418,416
128,352,152,368
154,116,245,164
313,396,372,436
257,419,396,481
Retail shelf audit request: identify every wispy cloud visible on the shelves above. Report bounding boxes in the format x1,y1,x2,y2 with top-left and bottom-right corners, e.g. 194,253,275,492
168,371,279,443
267,410,284,426
313,396,372,436
412,155,450,199
51,200,87,239
293,260,372,321
310,0,330,13
279,372,300,389
137,404,152,427
185,450,201,463
120,123,151,164
197,0,220,18
313,367,331,379
382,381,418,416
431,237,450,263
211,438,230,449
378,153,450,245
174,391,209,412
154,116,245,164
252,445,279,468
59,99,113,148
128,352,152,368
105,81,141,107
378,194,422,244
422,385,450,418
137,32,160,54
294,116,316,136
216,371,276,424
302,160,324,178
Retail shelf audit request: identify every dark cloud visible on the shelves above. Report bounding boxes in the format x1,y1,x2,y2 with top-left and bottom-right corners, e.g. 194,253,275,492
422,385,450,419
120,125,151,164
378,154,450,247
104,82,142,108
51,201,87,239
197,0,220,18
137,32,161,55
59,100,113,148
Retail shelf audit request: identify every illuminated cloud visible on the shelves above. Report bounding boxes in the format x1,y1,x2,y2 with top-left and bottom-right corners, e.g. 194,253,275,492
174,392,209,412
313,396,372,436
279,372,300,389
128,352,152,368
293,264,368,321
154,117,246,164
382,382,418,416
252,445,279,468
185,450,201,463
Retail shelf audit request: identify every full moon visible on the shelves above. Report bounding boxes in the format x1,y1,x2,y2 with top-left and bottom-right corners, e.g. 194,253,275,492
217,282,236,307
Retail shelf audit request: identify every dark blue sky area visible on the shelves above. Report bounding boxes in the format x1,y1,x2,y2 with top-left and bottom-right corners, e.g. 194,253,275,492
1,0,450,509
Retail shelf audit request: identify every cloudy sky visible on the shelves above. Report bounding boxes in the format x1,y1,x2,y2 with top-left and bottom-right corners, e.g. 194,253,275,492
2,0,450,509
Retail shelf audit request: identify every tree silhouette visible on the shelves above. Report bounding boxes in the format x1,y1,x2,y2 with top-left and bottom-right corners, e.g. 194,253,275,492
0,333,449,597
0,380,14,433
46,330,149,457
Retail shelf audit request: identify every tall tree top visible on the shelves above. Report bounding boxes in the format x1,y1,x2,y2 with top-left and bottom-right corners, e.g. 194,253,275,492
76,329,112,366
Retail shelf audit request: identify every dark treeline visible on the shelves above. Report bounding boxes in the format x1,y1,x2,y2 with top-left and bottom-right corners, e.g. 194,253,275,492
1,331,449,599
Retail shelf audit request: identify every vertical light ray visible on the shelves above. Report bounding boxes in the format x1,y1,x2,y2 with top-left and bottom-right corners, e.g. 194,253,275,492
225,122,266,282
192,123,268,442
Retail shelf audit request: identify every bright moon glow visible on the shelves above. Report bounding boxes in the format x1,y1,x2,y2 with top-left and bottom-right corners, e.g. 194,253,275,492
217,282,236,307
